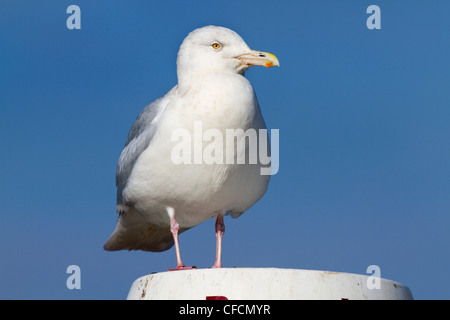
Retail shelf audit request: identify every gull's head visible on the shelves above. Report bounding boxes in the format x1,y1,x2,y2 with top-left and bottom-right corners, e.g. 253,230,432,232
177,25,279,83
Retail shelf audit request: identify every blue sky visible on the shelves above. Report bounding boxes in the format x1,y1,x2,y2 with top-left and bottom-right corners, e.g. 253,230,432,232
1,0,449,299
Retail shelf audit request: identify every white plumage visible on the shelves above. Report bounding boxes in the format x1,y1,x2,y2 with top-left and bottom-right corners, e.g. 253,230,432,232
104,25,279,269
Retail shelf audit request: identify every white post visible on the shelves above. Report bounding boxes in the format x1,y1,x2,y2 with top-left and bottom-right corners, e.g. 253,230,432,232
126,268,413,300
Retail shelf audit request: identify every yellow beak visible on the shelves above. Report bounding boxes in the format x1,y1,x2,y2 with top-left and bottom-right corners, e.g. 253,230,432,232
235,50,280,68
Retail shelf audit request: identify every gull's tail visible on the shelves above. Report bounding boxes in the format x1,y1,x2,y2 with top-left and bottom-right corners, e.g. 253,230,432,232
103,209,188,252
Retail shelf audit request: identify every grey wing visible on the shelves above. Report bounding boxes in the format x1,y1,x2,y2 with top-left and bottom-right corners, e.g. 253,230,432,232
115,87,175,208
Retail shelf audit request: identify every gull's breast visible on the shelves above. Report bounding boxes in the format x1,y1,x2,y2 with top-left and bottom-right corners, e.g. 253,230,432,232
123,73,270,227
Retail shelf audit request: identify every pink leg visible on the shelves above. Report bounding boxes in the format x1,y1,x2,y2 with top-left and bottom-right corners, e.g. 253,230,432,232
212,213,225,268
166,208,196,271
169,215,187,270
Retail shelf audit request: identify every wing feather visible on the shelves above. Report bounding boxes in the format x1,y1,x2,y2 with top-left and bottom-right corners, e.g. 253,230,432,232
115,87,176,206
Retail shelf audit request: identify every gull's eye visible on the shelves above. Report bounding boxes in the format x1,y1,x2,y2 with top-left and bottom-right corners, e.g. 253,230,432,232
211,42,221,50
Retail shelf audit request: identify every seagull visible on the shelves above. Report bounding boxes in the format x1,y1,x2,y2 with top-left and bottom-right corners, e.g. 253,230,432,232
104,25,279,270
